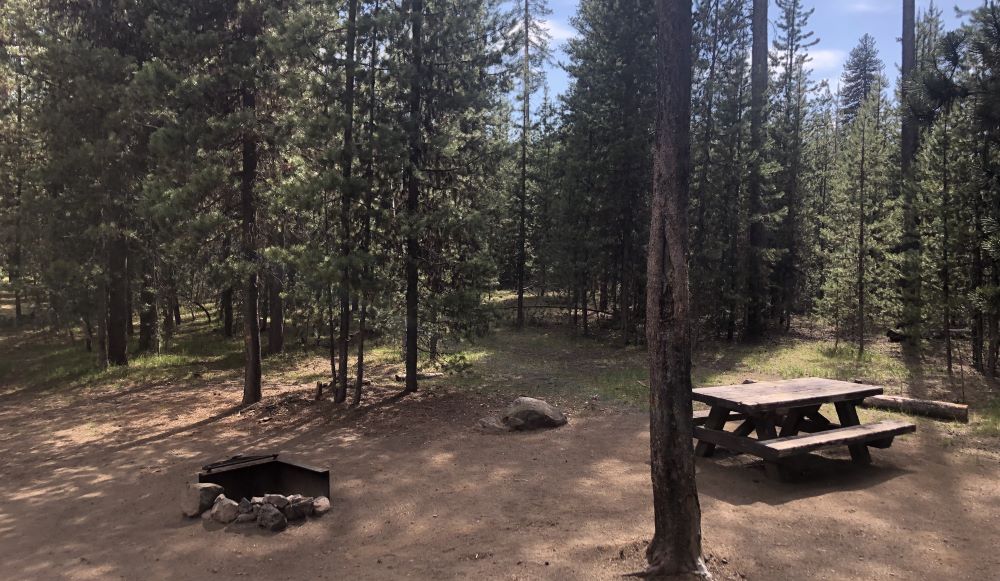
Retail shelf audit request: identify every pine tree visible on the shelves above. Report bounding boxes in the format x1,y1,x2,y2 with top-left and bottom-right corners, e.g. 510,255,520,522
514,0,551,329
840,34,883,126
689,0,751,339
560,0,656,342
769,0,818,330
820,86,899,356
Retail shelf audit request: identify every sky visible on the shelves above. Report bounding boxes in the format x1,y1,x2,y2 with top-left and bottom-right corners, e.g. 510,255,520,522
541,0,984,98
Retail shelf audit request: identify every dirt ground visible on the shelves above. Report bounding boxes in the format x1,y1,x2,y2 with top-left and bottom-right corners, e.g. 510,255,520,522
1,354,999,581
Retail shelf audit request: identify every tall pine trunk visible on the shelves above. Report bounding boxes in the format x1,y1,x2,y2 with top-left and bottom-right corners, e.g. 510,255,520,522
107,226,129,365
240,80,262,406
96,281,109,369
644,0,705,576
516,0,530,330
11,65,24,326
745,0,768,341
940,121,953,374
900,0,921,350
221,286,234,337
856,120,868,358
335,0,359,403
403,0,424,394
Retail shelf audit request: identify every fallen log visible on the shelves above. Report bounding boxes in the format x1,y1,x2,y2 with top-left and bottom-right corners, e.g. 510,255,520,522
861,395,969,423
393,372,445,382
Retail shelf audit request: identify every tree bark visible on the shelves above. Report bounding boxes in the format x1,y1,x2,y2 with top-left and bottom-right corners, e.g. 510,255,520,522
107,230,129,366
335,0,360,404
240,63,262,406
857,117,868,358
403,0,424,394
745,0,768,341
644,0,707,577
96,282,109,369
11,64,24,327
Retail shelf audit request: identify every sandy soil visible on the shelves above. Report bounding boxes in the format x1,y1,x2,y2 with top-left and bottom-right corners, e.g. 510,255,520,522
1,365,999,581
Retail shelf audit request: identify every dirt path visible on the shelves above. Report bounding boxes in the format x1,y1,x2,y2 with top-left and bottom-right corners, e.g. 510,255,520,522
0,370,998,581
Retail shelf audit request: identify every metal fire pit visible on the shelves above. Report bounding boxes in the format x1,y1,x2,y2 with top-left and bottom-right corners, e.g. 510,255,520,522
198,454,330,501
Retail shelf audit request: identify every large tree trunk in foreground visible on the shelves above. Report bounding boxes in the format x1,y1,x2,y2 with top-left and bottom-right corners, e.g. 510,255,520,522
644,0,707,577
744,0,768,342
403,0,424,395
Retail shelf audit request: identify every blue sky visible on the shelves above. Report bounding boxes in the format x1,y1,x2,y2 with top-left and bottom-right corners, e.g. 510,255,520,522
541,0,983,97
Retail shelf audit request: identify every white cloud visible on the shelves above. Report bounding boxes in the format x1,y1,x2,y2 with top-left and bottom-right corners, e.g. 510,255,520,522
539,19,577,43
810,49,847,73
845,1,893,14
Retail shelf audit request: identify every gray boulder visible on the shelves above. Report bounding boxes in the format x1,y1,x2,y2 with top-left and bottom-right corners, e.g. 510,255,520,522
211,495,240,524
501,397,568,431
181,482,224,518
312,496,331,516
284,497,315,521
238,498,253,514
263,493,289,509
257,504,288,532
477,416,511,434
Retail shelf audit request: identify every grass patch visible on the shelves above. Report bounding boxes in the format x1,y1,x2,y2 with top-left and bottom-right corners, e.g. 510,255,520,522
440,330,919,409
973,400,1000,438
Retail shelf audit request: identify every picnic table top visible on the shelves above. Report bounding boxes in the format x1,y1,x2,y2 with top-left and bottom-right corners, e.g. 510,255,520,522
692,377,884,414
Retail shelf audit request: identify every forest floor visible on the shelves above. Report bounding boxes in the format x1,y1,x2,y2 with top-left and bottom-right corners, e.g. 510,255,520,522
1,296,999,580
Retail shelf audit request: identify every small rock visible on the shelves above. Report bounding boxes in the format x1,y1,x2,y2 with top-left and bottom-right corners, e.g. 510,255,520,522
201,510,212,520
257,504,288,532
501,397,568,431
251,496,265,506
742,379,757,385
238,498,253,514
312,497,331,516
477,416,510,434
263,494,289,509
211,495,240,524
284,498,315,521
233,513,257,524
182,482,224,517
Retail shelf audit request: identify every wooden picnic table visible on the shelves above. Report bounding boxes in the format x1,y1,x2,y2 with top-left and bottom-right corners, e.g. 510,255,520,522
692,378,916,480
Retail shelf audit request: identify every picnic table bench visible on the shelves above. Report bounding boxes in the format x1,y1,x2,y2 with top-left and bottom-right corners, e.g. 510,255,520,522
692,378,916,480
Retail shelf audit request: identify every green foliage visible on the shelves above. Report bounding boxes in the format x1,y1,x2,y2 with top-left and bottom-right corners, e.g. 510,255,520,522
818,87,900,352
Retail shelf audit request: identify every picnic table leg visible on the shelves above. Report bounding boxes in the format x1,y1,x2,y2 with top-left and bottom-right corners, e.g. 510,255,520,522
694,406,729,458
778,408,804,437
801,405,833,432
834,400,872,465
753,415,791,481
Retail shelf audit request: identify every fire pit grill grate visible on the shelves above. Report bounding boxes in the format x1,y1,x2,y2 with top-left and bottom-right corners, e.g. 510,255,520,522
197,454,330,501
